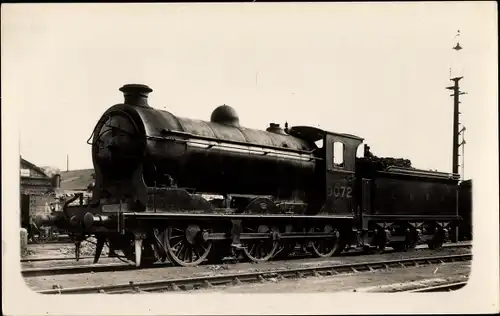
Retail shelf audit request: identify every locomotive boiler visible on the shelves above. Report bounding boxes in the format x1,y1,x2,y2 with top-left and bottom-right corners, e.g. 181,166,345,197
36,84,470,267
92,84,320,213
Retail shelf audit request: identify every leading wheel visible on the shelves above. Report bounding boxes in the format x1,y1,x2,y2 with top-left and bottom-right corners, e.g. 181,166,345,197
165,224,212,267
242,224,278,263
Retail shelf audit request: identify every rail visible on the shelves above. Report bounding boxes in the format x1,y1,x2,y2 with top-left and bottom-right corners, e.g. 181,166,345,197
403,281,468,292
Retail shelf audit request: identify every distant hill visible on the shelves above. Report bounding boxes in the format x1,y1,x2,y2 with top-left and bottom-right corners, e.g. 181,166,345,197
59,169,95,191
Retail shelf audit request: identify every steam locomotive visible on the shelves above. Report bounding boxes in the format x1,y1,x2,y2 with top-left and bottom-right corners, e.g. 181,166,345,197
36,84,472,267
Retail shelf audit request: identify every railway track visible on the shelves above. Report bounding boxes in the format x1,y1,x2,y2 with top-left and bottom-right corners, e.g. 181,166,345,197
402,281,468,293
28,234,72,245
21,241,471,263
21,255,94,263
21,242,472,277
35,253,471,294
22,261,173,277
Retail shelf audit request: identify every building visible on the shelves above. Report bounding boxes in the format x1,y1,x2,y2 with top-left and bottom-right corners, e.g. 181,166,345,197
20,156,58,231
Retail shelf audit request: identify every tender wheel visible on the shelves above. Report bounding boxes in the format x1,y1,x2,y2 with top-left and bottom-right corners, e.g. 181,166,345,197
391,242,408,252
404,228,419,251
310,225,344,258
165,224,212,267
368,228,387,254
242,224,278,263
390,227,418,252
427,228,445,250
373,241,386,254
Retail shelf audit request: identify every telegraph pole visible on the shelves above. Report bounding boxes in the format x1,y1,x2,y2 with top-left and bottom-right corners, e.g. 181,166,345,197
447,31,467,243
446,30,466,177
459,126,466,179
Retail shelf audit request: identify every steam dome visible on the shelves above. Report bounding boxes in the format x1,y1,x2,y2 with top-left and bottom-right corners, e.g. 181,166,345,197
210,105,240,127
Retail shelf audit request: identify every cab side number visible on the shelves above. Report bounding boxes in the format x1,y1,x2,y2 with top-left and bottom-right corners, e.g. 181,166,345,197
327,185,353,199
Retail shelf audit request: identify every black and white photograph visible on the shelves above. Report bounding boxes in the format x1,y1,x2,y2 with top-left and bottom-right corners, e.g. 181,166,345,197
2,2,498,315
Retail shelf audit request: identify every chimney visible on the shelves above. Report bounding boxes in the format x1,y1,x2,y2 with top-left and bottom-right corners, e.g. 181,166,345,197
52,174,61,189
119,84,153,107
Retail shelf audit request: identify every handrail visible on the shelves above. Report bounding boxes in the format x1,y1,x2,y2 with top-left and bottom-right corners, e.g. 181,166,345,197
383,166,460,180
157,129,317,155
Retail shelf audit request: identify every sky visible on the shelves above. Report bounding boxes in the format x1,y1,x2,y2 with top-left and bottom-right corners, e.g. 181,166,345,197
2,2,498,177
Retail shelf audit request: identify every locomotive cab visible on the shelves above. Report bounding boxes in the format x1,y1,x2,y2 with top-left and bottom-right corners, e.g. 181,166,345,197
322,132,363,216
288,126,363,216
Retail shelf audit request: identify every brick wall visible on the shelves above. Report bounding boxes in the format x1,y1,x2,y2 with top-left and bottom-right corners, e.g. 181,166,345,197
19,158,58,229
29,195,54,216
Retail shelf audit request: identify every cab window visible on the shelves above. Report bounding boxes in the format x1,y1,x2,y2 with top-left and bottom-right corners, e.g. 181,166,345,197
333,141,344,168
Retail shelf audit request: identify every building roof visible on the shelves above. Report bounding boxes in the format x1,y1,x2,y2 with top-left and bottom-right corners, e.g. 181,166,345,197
20,157,49,178
60,169,95,191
